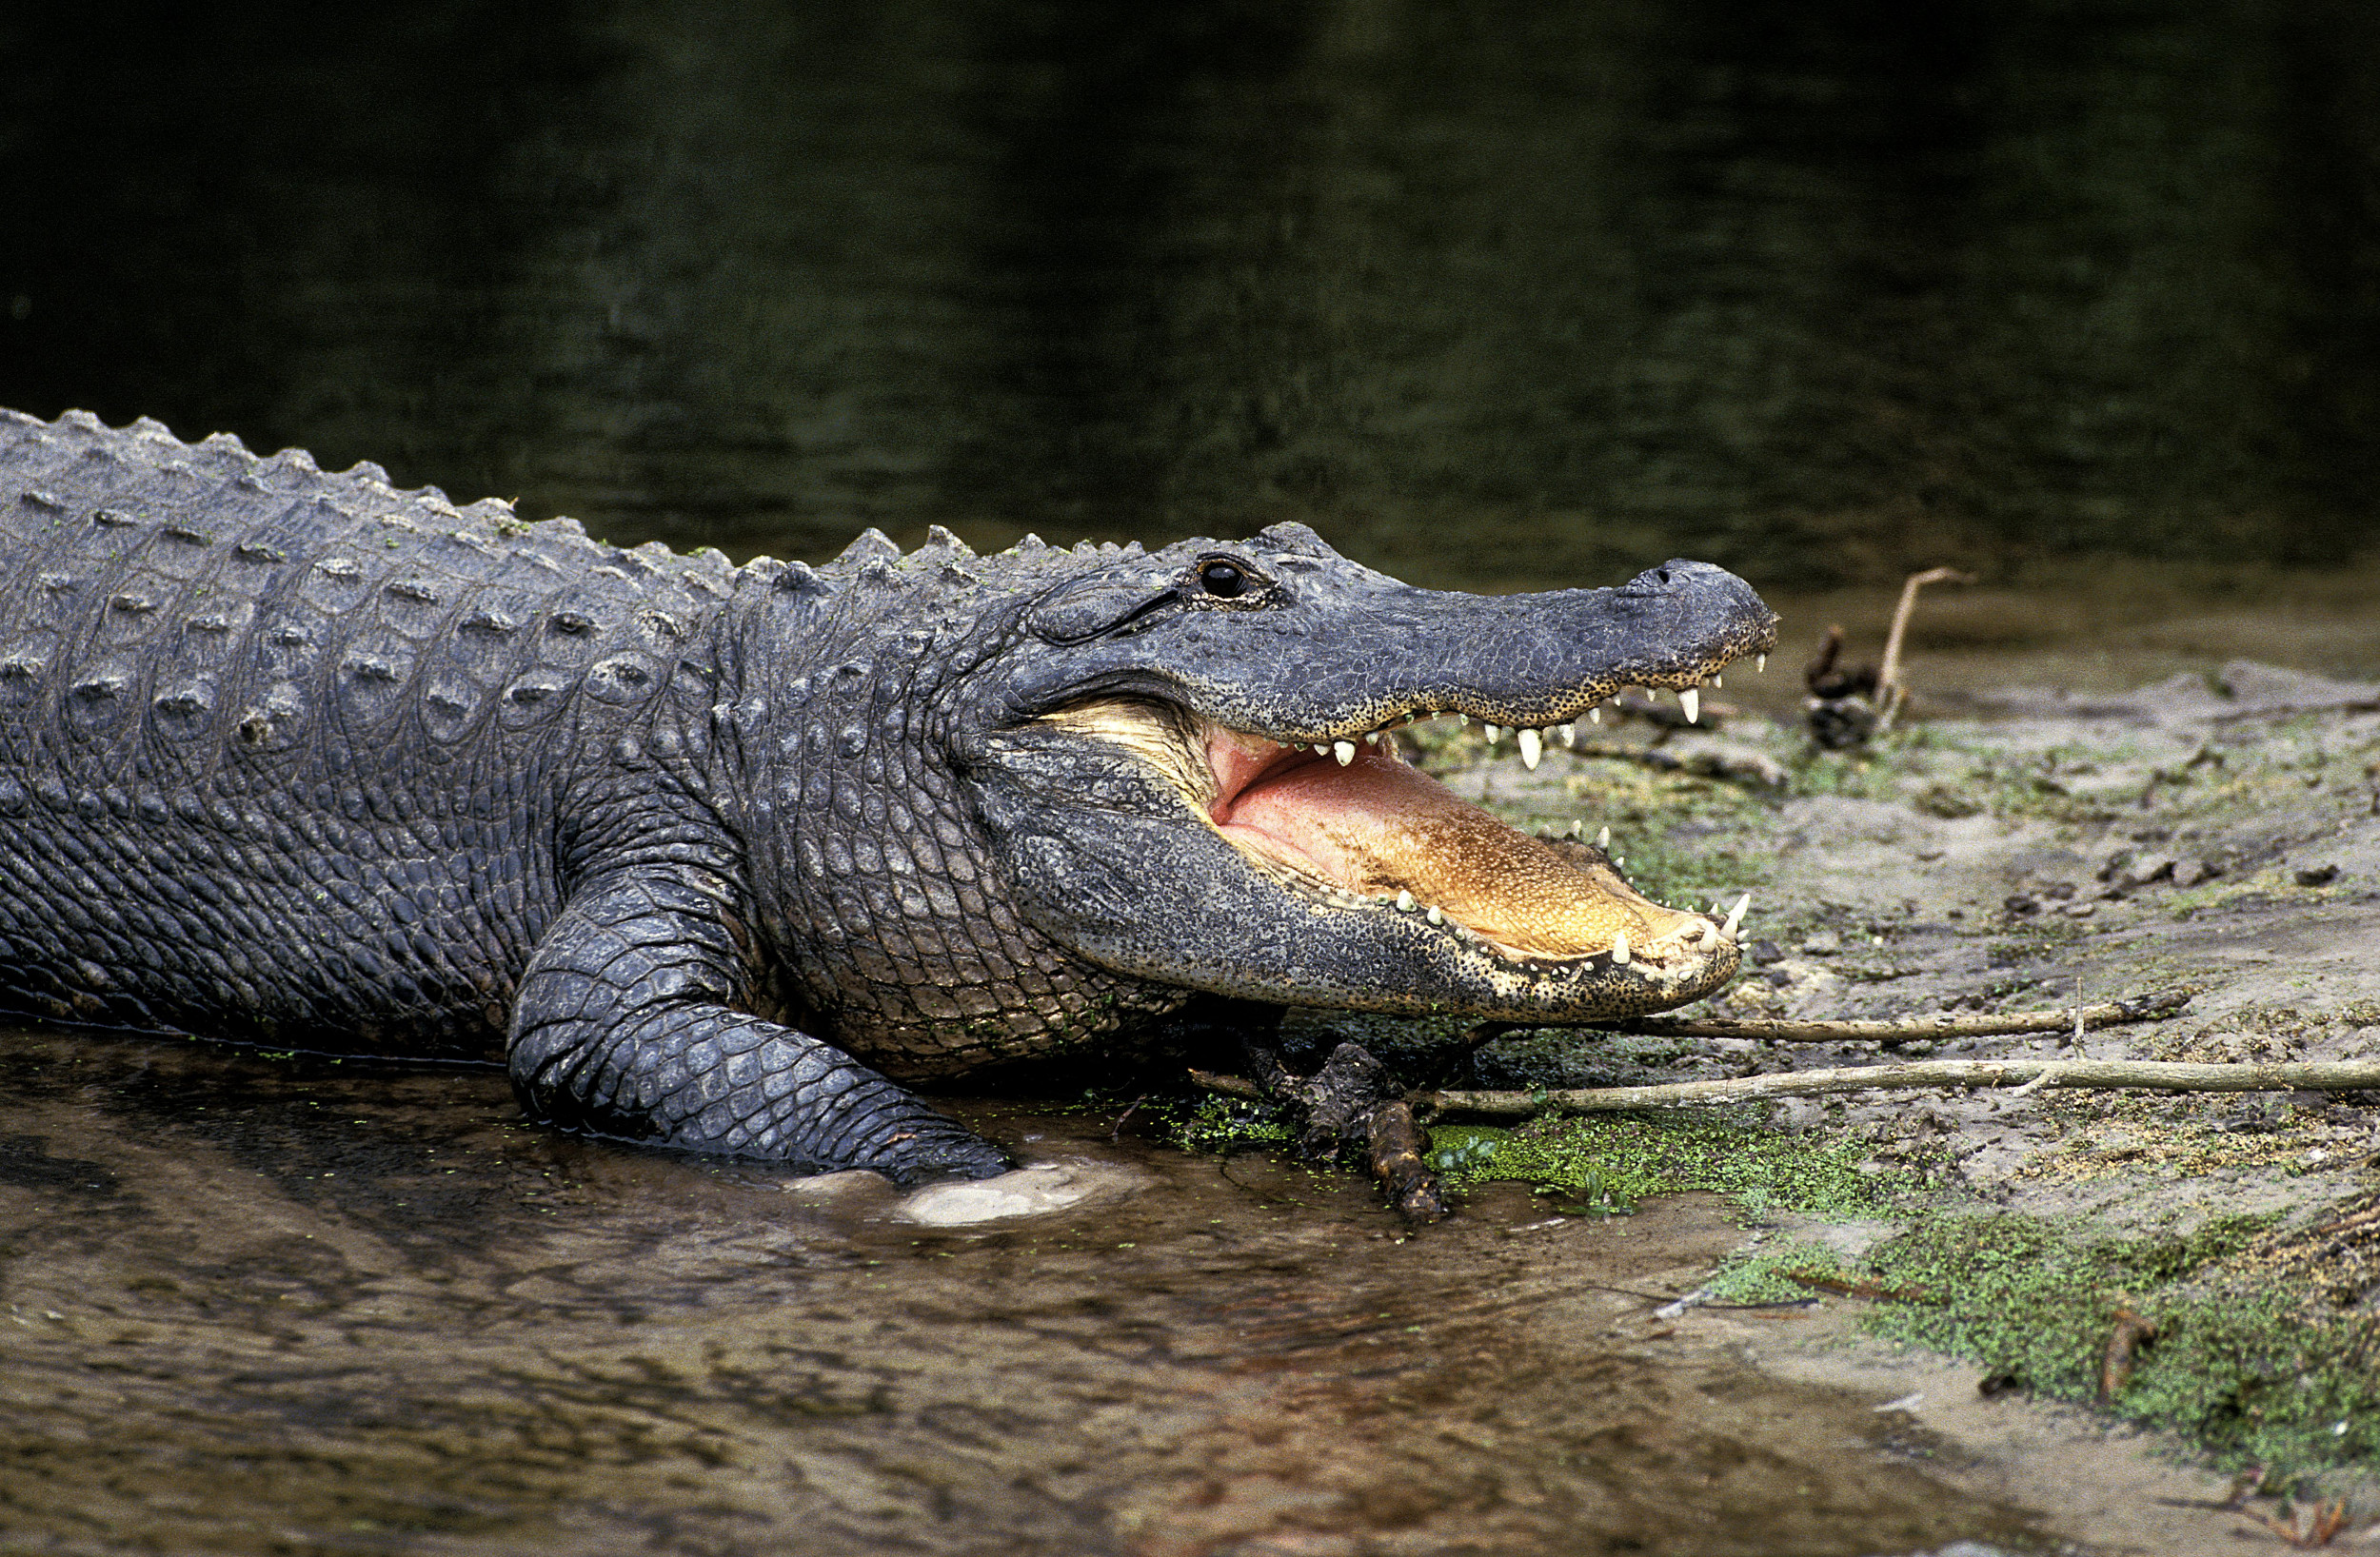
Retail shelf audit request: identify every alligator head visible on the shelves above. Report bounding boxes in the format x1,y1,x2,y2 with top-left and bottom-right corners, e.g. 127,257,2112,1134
894,521,1779,1035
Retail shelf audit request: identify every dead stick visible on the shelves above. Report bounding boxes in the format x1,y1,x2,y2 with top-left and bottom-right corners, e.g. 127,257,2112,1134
1875,565,1975,732
1187,1067,1265,1100
1367,1100,1448,1224
1584,992,2187,1044
1420,1057,2380,1117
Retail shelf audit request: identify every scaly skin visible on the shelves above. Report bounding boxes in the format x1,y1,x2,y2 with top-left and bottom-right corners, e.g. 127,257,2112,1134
0,409,1776,1182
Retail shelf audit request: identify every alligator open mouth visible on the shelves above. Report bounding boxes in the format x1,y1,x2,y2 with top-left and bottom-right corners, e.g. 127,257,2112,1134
1036,697,1752,973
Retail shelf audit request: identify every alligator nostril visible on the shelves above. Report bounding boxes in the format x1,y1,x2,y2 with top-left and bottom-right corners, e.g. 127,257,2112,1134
1656,568,1672,584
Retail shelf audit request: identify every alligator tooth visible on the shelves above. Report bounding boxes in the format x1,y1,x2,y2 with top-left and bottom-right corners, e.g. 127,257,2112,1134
1611,932,1631,966
1333,740,1356,765
1568,819,1583,838
1560,722,1577,747
1721,893,1750,939
1396,889,1417,912
1597,825,1610,850
1681,687,1700,724
1757,654,1767,673
1616,856,1626,870
1711,673,1722,689
1589,705,1602,724
1458,715,1470,726
1425,905,1443,924
1483,723,1502,743
1517,727,1542,770
1312,743,1328,757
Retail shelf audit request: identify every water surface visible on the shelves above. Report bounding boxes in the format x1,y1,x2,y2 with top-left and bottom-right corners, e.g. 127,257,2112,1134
4,0,2374,584
0,1027,2042,1555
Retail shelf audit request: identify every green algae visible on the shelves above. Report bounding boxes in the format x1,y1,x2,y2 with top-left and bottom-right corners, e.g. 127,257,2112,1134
1715,1208,2380,1484
1102,1089,1298,1157
1424,1112,1914,1219
1125,1070,1919,1225
1169,1094,1296,1153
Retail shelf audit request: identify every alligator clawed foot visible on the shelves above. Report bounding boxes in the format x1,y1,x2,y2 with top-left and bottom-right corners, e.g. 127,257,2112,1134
1242,1037,1447,1224
868,1120,1015,1186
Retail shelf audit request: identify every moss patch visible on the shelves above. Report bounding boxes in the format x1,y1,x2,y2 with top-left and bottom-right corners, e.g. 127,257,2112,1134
1716,1208,2380,1483
1156,1093,1296,1154
1425,1111,1914,1218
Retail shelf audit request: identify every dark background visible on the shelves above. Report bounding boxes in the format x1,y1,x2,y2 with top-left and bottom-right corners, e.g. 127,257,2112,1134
4,0,2378,589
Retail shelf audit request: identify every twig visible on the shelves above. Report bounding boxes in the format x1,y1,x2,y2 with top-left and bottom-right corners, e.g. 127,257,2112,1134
1419,1057,2380,1117
1780,1270,1934,1303
2098,1307,2158,1403
1875,565,1975,732
1187,1067,1264,1100
1580,991,2188,1044
2241,1498,2358,1548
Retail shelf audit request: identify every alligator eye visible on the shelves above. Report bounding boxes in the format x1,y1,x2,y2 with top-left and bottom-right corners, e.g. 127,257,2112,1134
1200,561,1247,598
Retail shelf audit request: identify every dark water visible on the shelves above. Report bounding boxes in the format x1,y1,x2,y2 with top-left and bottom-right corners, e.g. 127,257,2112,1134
3,0,2377,586
0,1027,2042,1556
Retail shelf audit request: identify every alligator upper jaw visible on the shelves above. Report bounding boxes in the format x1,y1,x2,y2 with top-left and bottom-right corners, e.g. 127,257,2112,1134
1035,698,1746,974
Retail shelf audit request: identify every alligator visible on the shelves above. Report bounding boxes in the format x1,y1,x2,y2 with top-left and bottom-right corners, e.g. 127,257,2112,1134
0,409,1777,1188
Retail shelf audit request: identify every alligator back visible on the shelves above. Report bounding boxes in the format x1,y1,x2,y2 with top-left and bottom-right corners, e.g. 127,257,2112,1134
0,410,738,1054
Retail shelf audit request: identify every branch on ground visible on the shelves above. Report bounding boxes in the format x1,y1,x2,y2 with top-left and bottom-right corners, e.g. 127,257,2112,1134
1417,1056,2380,1117
1569,990,2191,1045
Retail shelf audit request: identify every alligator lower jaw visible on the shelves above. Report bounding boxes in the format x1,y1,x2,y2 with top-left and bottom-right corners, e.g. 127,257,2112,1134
1197,719,1726,968
1038,697,1734,972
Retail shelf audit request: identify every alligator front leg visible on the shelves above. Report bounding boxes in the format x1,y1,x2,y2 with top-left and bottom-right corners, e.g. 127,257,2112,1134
507,868,1009,1183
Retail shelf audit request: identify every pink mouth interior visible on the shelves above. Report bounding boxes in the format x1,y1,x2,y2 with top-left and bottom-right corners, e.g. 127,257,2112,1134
1202,726,1697,958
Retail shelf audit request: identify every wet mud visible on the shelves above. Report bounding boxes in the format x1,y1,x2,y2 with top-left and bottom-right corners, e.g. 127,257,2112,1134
0,1029,2043,1556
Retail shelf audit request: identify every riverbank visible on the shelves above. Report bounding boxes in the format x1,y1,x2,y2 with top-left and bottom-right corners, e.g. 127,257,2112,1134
1358,655,2380,1550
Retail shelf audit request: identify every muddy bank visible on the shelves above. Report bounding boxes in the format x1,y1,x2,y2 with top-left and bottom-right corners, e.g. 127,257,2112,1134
1369,655,2380,1551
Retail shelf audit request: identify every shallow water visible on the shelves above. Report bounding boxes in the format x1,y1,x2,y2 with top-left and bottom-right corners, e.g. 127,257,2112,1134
0,1026,2044,1556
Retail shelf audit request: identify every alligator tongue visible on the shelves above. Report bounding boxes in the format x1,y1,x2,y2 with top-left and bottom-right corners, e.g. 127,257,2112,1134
1216,748,1678,956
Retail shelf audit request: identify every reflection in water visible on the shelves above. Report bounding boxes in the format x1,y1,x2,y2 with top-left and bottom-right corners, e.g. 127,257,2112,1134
2,1,2375,585
0,1028,2039,1554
